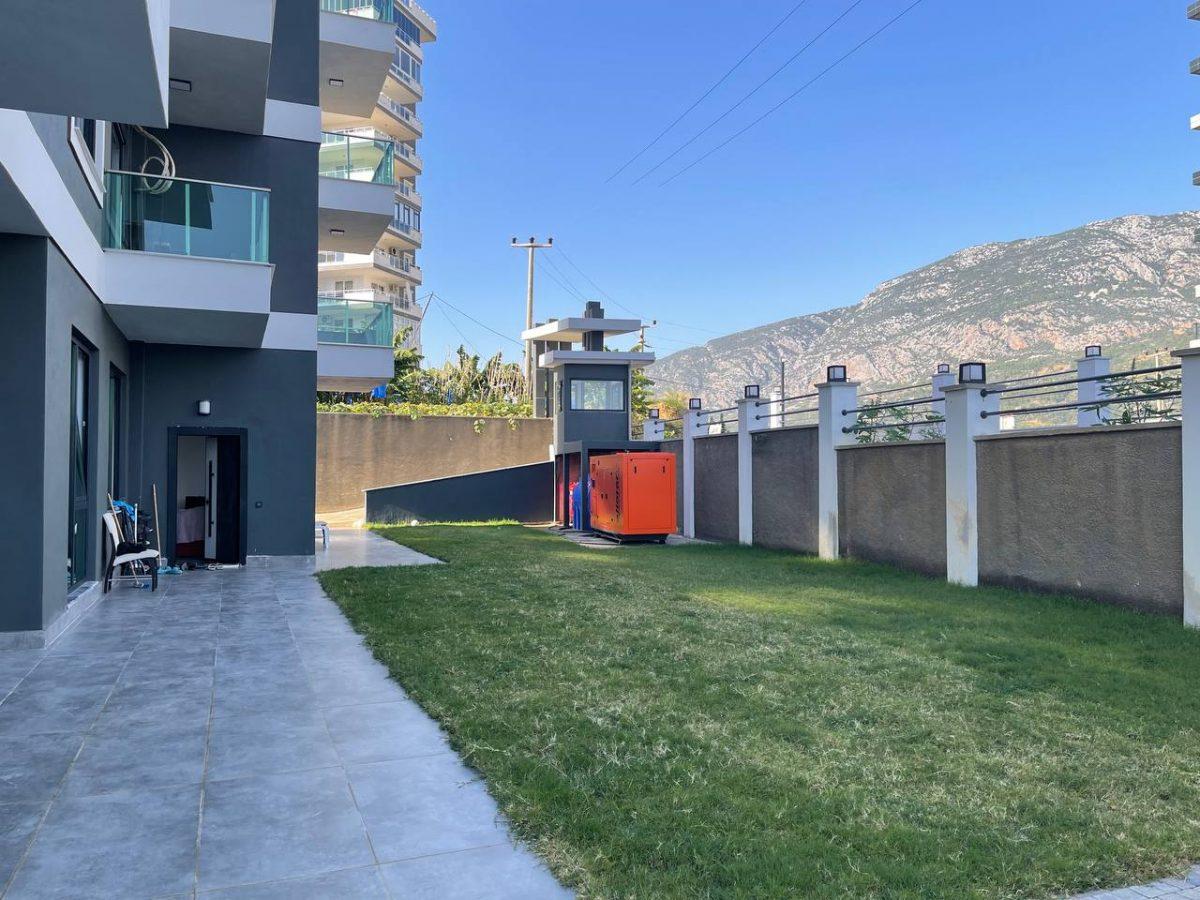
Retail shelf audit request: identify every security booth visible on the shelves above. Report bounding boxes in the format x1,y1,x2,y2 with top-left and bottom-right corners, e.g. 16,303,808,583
521,301,661,534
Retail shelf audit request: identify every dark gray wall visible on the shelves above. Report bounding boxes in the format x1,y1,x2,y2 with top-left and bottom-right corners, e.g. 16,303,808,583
752,426,819,554
128,127,318,315
977,425,1183,613
838,441,946,576
366,462,555,525
268,0,319,106
28,114,103,240
661,439,683,533
129,345,316,557
553,364,631,447
694,434,738,543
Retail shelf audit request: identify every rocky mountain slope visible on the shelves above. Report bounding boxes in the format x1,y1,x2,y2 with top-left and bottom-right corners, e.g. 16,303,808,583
648,213,1200,401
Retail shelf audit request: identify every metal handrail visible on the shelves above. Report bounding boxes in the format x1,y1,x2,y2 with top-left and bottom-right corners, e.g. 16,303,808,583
992,368,1074,386
843,396,937,415
843,421,944,434
105,169,270,193
756,392,817,406
981,390,1182,419
982,364,1182,397
756,406,818,421
859,381,931,399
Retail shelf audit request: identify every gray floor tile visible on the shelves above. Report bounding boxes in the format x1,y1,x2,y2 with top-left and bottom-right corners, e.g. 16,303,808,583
198,865,389,898
0,733,85,802
19,651,130,689
348,756,509,863
206,708,339,781
0,801,48,887
62,719,208,797
379,844,572,899
0,683,111,736
305,660,400,709
323,701,450,765
211,675,316,718
6,784,200,898
198,768,374,891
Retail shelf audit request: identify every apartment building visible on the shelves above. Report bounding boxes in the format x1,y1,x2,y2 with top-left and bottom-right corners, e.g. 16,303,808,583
0,0,411,646
317,0,435,379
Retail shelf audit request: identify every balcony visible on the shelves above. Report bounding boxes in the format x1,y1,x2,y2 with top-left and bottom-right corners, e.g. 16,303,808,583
169,0,275,133
376,93,424,138
1190,1,1200,21
1192,56,1200,75
320,0,397,118
387,220,423,249
102,171,273,348
395,143,424,176
317,296,395,392
397,181,422,208
385,64,424,104
397,0,438,40
0,0,170,126
318,132,396,253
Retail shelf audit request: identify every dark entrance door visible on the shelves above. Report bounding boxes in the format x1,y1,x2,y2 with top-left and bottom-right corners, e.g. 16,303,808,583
68,341,90,588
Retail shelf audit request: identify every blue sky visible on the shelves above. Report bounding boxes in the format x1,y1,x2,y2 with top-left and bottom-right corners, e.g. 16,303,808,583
415,1,1197,363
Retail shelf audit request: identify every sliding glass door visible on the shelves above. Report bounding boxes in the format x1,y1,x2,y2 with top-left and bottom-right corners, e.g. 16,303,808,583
68,341,90,588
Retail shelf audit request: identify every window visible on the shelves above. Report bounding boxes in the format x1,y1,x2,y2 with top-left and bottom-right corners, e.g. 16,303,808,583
334,280,355,293
68,117,107,203
395,48,421,83
394,202,420,232
396,11,421,47
570,379,625,412
108,368,123,499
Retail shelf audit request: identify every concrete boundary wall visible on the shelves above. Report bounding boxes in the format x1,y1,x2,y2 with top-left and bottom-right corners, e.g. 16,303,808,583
365,462,555,525
838,441,947,576
317,413,553,513
977,423,1183,614
661,439,684,533
694,434,738,543
752,426,819,554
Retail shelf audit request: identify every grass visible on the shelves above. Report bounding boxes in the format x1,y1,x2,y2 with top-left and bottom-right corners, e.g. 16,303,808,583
318,525,1200,899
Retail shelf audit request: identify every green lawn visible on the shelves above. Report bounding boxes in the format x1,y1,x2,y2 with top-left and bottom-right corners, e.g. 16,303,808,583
319,525,1200,899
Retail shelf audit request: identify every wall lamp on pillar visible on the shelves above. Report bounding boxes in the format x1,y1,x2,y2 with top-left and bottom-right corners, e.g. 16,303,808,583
744,384,760,400
1085,344,1103,358
688,398,702,410
826,365,847,383
648,408,660,420
958,362,987,384
197,400,211,416
936,363,951,375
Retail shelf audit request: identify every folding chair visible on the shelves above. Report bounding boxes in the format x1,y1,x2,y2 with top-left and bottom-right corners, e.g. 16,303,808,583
102,511,159,593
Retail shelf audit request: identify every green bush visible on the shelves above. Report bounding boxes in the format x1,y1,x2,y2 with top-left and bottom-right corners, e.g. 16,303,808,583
316,400,534,420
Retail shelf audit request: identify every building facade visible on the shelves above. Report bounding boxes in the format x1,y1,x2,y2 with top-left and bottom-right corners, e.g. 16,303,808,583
317,0,435,379
0,0,415,646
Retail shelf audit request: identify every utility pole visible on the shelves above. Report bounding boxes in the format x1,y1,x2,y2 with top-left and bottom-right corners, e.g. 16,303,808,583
511,235,553,398
637,319,658,348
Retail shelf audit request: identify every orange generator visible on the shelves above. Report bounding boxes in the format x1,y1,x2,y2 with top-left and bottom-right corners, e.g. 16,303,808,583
589,452,676,543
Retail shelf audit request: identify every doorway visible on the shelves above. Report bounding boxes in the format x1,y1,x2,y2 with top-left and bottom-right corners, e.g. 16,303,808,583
169,429,245,564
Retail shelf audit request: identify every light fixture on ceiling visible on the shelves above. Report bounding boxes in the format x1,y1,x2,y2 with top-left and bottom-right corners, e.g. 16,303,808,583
169,78,192,93
329,228,345,237
328,78,344,87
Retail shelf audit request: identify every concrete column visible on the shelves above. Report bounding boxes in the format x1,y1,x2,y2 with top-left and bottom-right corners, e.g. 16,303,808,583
1076,347,1111,427
816,376,859,560
930,365,954,436
643,418,666,441
1173,346,1200,626
766,390,783,429
735,398,760,546
682,407,702,539
942,379,999,586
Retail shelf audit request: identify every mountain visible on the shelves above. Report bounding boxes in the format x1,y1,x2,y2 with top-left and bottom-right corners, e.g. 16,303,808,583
647,212,1200,402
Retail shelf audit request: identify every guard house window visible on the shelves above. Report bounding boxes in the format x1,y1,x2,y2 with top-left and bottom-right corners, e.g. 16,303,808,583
570,379,626,412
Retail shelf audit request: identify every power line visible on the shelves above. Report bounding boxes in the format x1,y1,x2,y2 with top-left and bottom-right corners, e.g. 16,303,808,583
631,0,868,186
604,0,815,184
539,253,589,300
660,0,928,186
432,293,524,347
436,302,479,355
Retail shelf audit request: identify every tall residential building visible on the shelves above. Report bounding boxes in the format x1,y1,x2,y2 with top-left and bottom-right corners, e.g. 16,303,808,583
0,0,408,645
317,0,436,380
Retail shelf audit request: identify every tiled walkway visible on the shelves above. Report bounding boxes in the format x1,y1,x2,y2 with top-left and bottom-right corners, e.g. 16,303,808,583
1073,868,1200,899
0,530,571,898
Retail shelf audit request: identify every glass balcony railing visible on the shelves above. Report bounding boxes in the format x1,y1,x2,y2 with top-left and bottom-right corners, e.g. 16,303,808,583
317,296,394,347
103,171,269,262
318,132,395,185
320,0,395,23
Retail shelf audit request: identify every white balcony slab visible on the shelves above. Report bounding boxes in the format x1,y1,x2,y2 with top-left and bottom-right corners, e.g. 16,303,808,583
317,343,394,393
169,0,276,134
104,250,274,348
0,0,170,126
318,178,395,253
320,11,397,119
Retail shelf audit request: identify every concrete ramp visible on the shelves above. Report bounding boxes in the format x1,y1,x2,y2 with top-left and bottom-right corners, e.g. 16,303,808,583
365,461,554,524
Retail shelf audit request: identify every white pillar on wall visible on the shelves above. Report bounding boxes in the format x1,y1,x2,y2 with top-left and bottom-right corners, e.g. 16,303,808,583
816,368,859,561
942,365,999,587
682,405,702,539
767,390,783,429
736,392,768,546
643,417,666,441
1173,346,1200,626
1076,345,1111,427
930,364,954,436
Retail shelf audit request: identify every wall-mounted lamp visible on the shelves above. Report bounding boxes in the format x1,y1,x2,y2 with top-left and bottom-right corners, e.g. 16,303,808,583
648,408,660,420
197,400,211,416
826,365,847,383
327,78,344,87
936,363,951,375
958,362,987,384
688,398,702,410
1085,344,1103,358
168,78,192,93
329,228,345,237
744,384,760,400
